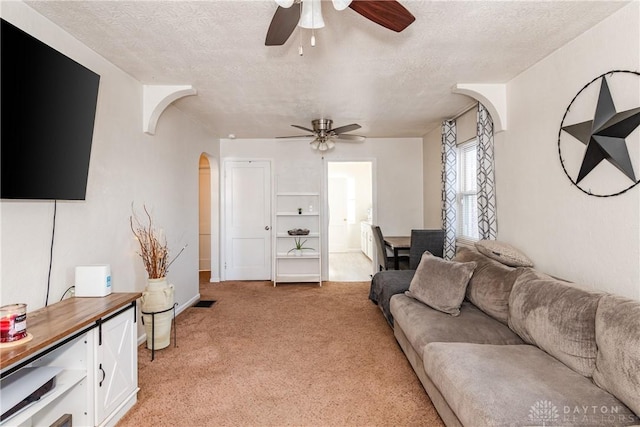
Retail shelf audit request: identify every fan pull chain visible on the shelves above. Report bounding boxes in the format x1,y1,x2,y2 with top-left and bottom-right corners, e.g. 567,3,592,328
311,0,316,47
298,0,304,56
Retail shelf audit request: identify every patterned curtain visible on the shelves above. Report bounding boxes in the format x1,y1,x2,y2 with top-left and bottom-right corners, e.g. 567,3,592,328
441,120,457,260
476,103,498,240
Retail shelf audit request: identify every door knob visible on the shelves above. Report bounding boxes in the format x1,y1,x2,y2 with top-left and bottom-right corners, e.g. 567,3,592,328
265,226,270,230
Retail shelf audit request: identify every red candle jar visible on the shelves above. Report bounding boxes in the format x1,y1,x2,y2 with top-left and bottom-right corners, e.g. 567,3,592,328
0,304,27,343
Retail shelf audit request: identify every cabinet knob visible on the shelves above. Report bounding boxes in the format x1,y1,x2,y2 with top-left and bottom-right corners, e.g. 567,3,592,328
265,226,270,230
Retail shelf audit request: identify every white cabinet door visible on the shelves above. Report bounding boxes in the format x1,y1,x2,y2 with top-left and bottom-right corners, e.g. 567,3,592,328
95,307,137,426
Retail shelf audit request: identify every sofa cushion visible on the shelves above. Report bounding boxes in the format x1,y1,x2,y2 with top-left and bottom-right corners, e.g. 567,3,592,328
508,268,603,377
454,247,521,325
475,239,533,267
423,342,639,427
593,294,640,416
390,295,523,355
405,252,476,316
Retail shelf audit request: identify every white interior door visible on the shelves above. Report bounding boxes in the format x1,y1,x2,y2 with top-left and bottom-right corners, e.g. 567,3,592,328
328,176,348,253
224,160,271,280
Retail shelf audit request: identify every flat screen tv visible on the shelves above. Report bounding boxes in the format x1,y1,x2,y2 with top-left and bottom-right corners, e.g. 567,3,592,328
1,18,100,200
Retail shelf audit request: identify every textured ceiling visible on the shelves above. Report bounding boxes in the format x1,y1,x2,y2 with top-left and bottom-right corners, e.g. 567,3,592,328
26,0,628,139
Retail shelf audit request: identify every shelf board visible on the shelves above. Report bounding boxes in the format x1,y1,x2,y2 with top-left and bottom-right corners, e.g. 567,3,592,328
276,192,320,196
276,252,320,259
276,212,319,216
277,232,319,238
275,274,321,283
2,369,86,426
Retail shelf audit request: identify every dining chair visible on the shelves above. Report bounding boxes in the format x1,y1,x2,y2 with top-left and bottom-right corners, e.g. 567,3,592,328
372,225,409,271
409,229,446,269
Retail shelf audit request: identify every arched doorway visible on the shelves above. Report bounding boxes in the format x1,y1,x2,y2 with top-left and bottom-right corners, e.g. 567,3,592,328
199,153,220,283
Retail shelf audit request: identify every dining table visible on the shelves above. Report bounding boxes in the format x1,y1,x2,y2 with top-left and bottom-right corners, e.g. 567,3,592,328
383,235,411,270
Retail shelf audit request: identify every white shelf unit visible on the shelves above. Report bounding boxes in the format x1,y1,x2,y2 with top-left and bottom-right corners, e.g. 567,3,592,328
274,192,322,286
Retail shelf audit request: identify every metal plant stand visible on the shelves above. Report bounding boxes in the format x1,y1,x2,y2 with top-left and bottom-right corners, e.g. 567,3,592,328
141,303,178,361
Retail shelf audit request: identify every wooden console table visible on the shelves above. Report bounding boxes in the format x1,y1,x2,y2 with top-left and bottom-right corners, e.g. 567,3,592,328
1,293,141,427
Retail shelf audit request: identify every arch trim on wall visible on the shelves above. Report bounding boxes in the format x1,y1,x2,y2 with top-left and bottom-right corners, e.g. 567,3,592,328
143,85,197,135
453,83,507,133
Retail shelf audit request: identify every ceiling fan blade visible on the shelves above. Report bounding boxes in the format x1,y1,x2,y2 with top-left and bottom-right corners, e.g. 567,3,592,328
291,124,316,133
336,134,365,141
348,0,415,32
265,3,301,46
277,134,315,139
331,123,361,134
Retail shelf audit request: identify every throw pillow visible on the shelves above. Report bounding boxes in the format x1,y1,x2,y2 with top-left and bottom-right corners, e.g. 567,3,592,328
475,240,533,267
405,252,476,316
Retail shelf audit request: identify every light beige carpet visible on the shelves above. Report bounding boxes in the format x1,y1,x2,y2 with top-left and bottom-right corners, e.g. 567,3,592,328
117,281,444,426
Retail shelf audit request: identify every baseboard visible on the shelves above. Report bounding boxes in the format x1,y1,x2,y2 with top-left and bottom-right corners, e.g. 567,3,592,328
180,293,201,315
136,293,201,346
209,277,221,283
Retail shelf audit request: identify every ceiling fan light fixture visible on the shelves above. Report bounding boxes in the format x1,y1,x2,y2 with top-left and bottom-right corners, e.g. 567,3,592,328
326,139,336,150
310,139,320,150
299,0,325,29
275,0,295,8
331,0,352,11
318,141,330,151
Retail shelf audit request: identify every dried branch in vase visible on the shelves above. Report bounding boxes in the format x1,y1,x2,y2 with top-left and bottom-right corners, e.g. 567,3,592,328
130,204,169,279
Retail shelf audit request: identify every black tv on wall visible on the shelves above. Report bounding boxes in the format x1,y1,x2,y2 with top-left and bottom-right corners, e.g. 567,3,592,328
1,18,100,200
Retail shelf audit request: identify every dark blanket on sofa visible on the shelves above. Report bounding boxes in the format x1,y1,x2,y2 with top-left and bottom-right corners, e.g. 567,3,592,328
369,270,415,326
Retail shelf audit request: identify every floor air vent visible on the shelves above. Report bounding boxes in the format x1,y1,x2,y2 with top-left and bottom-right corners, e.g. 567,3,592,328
193,300,216,308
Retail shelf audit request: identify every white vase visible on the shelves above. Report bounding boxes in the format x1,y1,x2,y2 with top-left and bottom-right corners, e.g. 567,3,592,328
141,277,174,350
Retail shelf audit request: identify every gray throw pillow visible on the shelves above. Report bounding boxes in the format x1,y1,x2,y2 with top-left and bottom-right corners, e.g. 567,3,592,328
405,252,476,316
475,240,533,267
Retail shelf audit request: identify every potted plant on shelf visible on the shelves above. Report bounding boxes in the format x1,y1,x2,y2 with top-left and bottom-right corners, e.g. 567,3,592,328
130,205,174,350
287,237,315,257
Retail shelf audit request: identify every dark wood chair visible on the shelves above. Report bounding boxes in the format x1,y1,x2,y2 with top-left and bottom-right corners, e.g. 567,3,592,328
371,225,409,271
409,229,446,269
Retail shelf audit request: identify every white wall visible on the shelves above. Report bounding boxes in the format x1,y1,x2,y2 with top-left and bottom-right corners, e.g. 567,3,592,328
423,126,442,228
0,3,219,339
496,3,640,299
221,138,423,233
220,138,423,278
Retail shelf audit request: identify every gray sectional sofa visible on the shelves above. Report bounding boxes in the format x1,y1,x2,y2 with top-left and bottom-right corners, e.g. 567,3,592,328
376,247,640,426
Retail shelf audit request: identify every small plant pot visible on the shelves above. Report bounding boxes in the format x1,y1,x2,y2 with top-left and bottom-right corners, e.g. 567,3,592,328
294,249,303,256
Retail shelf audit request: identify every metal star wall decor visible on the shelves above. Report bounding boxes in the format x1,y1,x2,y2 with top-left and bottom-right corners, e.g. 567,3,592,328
558,70,640,197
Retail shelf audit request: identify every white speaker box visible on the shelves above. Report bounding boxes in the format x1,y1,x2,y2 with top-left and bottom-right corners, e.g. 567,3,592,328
75,265,112,297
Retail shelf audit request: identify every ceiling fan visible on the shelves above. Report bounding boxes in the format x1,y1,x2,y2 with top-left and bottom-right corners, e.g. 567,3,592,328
265,0,415,46
277,119,365,151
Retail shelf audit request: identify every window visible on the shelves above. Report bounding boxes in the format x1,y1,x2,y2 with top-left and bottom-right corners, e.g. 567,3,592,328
457,139,479,241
